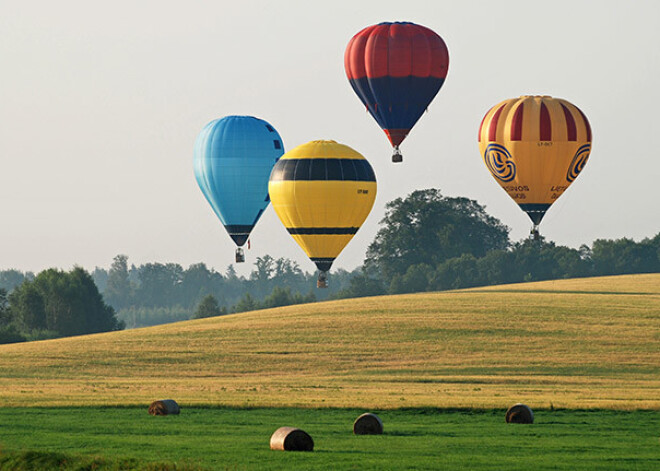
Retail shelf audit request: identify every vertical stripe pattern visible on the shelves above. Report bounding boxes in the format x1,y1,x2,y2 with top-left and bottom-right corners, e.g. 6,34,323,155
478,96,592,144
510,103,524,141
478,95,593,227
539,102,552,141
561,103,577,141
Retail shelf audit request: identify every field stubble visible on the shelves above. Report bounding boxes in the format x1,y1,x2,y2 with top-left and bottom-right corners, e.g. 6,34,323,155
0,274,658,409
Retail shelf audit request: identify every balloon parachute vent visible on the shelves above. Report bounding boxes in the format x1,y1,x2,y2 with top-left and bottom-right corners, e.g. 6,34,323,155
317,272,328,289
235,248,245,263
392,146,403,163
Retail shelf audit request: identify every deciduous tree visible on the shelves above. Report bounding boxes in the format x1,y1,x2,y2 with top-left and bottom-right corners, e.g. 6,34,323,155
365,189,510,279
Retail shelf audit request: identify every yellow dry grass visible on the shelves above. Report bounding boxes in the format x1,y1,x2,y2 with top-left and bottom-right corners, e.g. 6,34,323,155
0,274,658,409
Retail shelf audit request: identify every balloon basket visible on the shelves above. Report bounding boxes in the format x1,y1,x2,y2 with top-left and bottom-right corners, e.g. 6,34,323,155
391,146,403,163
235,248,245,263
530,226,540,241
317,271,328,289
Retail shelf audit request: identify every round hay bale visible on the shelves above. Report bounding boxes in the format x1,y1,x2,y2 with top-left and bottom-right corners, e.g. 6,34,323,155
269,427,314,452
148,399,180,416
505,403,534,424
353,412,383,435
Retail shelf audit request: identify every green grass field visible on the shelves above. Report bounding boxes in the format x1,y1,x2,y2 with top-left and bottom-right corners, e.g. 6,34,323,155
0,407,659,470
0,274,658,469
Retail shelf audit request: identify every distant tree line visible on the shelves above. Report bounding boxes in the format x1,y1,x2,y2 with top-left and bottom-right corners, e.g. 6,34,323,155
88,255,354,328
1,188,658,339
192,287,317,320
1,257,354,335
0,268,124,344
332,189,660,298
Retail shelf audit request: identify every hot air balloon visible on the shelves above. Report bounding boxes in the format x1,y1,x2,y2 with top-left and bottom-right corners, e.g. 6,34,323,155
344,21,449,163
194,116,284,262
478,95,592,239
268,140,377,287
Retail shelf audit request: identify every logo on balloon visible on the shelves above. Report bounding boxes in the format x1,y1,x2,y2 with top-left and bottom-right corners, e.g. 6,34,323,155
566,144,591,182
484,144,516,182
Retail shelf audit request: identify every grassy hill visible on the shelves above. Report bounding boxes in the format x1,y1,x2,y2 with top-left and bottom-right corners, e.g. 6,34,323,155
0,274,658,409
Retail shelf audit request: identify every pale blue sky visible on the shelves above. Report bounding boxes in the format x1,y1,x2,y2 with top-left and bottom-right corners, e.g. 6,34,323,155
1,0,658,275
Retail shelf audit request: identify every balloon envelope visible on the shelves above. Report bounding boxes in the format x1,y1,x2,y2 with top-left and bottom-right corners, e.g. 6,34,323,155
478,95,592,225
268,140,377,273
194,116,284,246
345,22,449,158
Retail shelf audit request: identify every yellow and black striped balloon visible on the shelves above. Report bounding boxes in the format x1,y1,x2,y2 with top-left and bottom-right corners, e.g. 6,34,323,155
268,140,377,274
478,95,592,226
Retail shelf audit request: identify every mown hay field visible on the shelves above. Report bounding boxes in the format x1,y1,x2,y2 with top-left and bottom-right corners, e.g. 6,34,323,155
0,274,658,409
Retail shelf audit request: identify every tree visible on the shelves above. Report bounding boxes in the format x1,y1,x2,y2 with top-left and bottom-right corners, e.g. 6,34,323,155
0,289,11,327
390,263,433,294
104,255,134,310
0,269,29,293
591,235,660,275
91,267,109,293
233,293,258,313
181,263,224,308
430,254,480,291
7,283,46,331
193,294,226,319
251,255,275,282
365,189,510,279
0,324,25,344
259,286,315,309
332,269,386,299
136,263,184,308
9,267,124,337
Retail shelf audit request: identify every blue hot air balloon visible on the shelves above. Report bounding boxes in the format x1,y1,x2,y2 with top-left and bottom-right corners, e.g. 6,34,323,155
194,116,284,262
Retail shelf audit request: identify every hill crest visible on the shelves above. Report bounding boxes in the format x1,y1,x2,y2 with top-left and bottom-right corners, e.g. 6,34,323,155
1,274,658,409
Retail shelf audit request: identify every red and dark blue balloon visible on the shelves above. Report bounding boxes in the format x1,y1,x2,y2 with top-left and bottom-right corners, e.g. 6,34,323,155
344,22,449,162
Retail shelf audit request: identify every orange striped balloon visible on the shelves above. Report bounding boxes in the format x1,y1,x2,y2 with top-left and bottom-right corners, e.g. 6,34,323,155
478,95,592,228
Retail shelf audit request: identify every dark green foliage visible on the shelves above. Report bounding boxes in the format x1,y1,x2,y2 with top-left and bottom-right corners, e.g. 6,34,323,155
592,234,660,275
230,286,316,313
0,324,26,344
507,239,590,282
6,267,123,340
430,254,480,291
346,188,660,297
232,292,258,313
331,268,386,299
365,189,510,280
259,286,316,309
390,263,434,294
193,294,226,319
8,282,46,331
117,306,192,329
0,288,10,327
